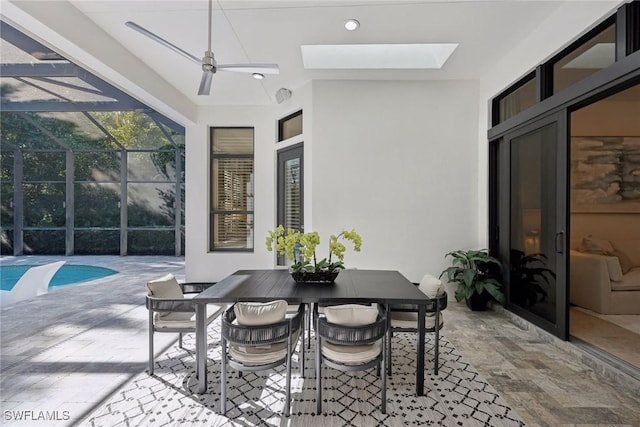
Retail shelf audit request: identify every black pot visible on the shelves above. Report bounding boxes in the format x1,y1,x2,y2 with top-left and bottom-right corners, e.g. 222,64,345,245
290,270,339,284
465,292,490,311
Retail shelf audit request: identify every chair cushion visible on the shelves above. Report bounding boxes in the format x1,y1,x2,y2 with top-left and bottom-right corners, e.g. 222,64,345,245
146,274,182,298
418,274,444,298
228,329,301,366
321,340,382,365
229,341,287,365
234,300,288,326
146,274,192,321
390,311,445,329
323,304,378,326
154,303,225,329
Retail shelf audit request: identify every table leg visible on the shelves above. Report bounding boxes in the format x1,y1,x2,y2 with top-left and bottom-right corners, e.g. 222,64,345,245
196,303,208,393
416,304,426,396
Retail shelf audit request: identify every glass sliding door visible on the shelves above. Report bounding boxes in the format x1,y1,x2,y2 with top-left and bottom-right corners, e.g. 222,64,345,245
502,114,568,338
277,143,303,266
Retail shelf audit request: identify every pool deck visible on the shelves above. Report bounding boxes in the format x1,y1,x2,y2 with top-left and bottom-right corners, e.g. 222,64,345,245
0,256,186,426
1,256,639,426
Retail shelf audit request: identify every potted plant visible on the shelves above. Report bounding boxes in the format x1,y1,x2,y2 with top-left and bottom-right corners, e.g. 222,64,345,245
265,225,362,283
440,249,505,310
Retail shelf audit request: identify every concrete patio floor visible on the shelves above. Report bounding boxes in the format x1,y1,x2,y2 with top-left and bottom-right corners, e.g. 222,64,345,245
1,256,639,426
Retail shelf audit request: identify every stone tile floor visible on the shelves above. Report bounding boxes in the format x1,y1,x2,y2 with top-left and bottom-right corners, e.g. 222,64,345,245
1,256,639,426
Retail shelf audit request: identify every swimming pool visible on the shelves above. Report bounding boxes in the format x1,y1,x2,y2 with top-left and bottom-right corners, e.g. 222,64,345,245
1,265,118,291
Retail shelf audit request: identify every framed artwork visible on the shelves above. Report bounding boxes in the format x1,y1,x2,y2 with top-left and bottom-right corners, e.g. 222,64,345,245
570,136,640,213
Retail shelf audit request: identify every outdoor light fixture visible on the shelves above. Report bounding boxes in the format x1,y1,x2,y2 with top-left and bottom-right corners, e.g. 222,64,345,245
345,19,360,31
252,73,265,79
275,88,292,104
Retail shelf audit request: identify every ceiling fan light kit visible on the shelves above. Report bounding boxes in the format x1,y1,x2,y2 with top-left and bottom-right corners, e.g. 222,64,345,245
126,0,279,96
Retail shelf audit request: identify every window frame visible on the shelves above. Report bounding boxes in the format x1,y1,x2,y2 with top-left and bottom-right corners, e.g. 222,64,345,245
209,126,255,252
277,110,303,142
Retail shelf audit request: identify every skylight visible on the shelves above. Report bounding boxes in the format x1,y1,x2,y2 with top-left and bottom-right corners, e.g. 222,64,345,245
301,44,458,70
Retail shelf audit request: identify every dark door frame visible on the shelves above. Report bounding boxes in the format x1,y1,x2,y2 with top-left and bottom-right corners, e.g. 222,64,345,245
493,112,568,339
276,142,304,231
488,46,639,341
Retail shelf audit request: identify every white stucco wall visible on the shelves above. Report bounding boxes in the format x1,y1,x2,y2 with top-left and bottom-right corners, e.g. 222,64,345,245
310,80,480,282
185,84,313,282
185,79,480,283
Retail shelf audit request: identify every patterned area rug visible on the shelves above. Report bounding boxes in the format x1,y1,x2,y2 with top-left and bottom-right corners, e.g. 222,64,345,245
83,326,525,426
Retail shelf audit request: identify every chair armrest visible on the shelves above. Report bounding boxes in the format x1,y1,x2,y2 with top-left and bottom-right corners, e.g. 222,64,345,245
179,282,217,294
222,304,304,346
390,292,448,313
146,295,195,313
316,305,387,345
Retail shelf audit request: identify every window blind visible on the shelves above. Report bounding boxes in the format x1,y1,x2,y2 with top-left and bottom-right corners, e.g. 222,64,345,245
210,127,254,250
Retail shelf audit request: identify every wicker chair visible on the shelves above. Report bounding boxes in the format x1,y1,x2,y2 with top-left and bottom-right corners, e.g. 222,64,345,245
145,274,225,375
315,304,388,414
386,275,448,376
221,302,305,416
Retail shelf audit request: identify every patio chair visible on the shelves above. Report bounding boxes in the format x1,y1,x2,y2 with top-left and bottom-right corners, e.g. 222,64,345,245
220,301,305,416
0,261,65,306
145,274,225,375
386,274,448,376
315,303,388,414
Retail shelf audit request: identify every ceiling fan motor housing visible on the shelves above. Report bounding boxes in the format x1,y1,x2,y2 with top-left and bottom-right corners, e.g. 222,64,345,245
202,51,216,73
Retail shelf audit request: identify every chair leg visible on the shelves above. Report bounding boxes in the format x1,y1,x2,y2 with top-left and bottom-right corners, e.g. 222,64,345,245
381,335,387,414
316,336,322,414
301,325,305,377
285,340,292,417
148,311,154,375
434,310,440,375
178,332,183,349
221,337,227,414
306,303,311,350
387,328,393,377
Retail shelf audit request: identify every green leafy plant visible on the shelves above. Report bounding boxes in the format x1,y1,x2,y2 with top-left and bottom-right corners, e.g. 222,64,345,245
440,249,505,305
265,225,362,273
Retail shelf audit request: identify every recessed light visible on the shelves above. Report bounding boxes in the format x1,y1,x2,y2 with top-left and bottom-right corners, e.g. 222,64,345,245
345,19,359,31
252,73,265,80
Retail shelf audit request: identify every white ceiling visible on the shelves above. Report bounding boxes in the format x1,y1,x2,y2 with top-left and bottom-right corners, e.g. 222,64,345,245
4,0,624,107
63,0,571,106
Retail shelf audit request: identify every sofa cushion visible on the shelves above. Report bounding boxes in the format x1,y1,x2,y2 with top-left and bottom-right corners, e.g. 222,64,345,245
611,268,640,291
612,249,634,274
603,256,624,282
580,236,614,255
612,240,640,268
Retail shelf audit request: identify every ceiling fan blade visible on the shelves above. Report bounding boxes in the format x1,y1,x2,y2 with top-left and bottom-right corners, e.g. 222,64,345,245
216,64,280,75
198,71,214,96
125,21,201,66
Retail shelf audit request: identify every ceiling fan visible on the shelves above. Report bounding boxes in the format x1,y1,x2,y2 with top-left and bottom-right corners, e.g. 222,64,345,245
125,0,279,96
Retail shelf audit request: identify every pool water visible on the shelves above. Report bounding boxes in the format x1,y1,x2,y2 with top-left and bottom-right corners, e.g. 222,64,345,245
1,265,118,291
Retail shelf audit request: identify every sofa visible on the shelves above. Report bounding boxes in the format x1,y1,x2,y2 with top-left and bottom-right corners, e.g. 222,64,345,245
570,237,640,314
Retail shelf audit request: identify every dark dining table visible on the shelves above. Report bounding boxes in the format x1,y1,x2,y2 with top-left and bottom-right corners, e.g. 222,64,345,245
193,269,432,395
